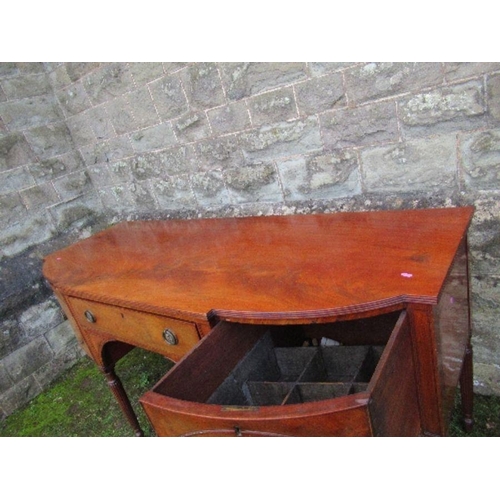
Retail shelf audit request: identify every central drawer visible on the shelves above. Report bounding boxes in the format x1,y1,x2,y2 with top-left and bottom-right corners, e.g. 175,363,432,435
140,310,421,436
67,296,200,361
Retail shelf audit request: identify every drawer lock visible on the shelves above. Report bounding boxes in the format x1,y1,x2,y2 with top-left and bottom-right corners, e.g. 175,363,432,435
162,328,178,345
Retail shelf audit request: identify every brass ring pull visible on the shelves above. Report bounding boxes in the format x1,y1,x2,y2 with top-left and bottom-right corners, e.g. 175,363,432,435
162,328,178,345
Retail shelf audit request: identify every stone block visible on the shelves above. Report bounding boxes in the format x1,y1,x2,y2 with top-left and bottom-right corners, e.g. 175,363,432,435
161,146,198,175
172,111,212,143
83,63,134,105
129,62,164,85
240,116,322,162
487,73,500,123
131,148,196,180
65,62,100,82
127,87,160,129
295,72,346,116
0,133,36,171
97,185,134,212
19,299,65,343
3,336,53,383
109,158,135,184
129,180,158,211
0,86,5,102
0,250,52,323
87,163,114,187
191,170,230,205
19,182,59,209
17,63,45,74
105,94,137,135
48,193,104,232
53,170,92,200
444,62,500,82
277,151,361,201
207,101,251,135
85,105,116,140
151,175,196,210
33,339,83,389
149,74,189,121
43,320,76,354
0,374,42,416
309,63,357,77
0,317,19,359
55,82,92,116
0,192,26,231
467,197,500,276
180,62,226,109
224,163,283,203
0,212,54,257
361,134,458,193
219,62,307,101
65,114,96,147
0,95,64,131
399,80,486,136
24,122,74,159
1,74,52,100
130,153,162,181
0,62,18,77
48,64,72,89
0,167,34,195
29,151,84,182
248,87,298,126
470,276,500,362
0,362,13,393
194,136,243,171
461,129,500,190
473,362,500,396
320,100,399,149
163,63,189,74
130,122,177,153
344,62,443,104
80,136,134,166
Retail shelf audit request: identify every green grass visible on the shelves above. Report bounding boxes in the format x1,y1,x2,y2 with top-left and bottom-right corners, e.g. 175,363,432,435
0,349,172,437
1,349,499,437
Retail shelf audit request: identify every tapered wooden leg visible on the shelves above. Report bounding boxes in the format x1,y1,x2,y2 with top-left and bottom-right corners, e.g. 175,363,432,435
102,365,144,437
460,342,474,432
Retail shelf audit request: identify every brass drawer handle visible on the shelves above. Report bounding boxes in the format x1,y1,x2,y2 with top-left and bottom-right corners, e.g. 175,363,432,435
84,310,96,323
162,328,178,345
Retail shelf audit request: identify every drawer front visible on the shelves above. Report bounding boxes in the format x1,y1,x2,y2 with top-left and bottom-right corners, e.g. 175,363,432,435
67,297,200,361
141,393,371,437
141,310,416,437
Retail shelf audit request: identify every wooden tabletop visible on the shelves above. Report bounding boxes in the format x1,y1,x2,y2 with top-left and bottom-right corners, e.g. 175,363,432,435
43,207,474,323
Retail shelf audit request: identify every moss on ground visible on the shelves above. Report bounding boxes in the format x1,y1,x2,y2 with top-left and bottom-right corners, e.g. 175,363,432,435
0,349,172,437
1,348,499,437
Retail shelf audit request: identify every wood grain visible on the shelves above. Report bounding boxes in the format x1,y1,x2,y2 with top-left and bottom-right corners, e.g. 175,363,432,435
44,207,474,324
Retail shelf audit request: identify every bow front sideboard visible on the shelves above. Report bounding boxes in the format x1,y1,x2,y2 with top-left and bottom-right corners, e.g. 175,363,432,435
42,207,475,437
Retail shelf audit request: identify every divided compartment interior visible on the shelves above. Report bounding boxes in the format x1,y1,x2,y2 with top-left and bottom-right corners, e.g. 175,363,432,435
151,310,402,408
206,334,385,406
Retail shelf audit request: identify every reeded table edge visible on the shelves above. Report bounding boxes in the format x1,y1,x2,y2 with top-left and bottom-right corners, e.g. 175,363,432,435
51,280,435,326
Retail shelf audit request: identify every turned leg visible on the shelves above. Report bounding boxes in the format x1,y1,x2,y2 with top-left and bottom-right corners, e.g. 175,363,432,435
101,365,144,437
459,342,474,432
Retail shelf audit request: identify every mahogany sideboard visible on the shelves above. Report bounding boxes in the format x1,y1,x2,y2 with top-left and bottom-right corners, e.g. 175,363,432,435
42,206,475,437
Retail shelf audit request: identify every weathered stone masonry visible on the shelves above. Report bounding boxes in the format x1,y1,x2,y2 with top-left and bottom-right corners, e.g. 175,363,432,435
1,62,500,419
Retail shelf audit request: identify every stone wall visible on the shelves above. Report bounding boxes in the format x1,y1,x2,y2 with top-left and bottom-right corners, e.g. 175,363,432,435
1,62,500,418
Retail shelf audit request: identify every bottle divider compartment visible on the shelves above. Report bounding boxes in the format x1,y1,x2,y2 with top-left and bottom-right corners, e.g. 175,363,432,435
207,333,384,406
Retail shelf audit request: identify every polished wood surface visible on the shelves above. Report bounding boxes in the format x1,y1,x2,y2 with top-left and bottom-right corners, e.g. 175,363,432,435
367,312,421,436
43,206,475,436
67,296,200,362
43,207,474,324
